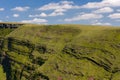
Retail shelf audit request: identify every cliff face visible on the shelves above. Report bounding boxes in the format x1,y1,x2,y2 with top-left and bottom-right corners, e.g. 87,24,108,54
0,24,120,80
0,28,15,80
1,37,50,80
0,23,23,28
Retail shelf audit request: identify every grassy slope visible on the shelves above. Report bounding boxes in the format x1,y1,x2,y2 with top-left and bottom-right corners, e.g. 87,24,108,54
4,24,120,80
0,28,14,37
0,66,6,80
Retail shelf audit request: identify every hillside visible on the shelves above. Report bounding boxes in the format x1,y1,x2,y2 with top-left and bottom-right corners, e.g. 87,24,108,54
0,24,120,80
0,28,15,80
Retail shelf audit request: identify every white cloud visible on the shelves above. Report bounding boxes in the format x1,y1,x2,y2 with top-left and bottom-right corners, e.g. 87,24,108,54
64,13,103,22
92,22,111,25
54,8,67,13
61,1,74,4
29,11,64,17
37,1,80,14
40,13,47,17
13,14,19,17
29,13,47,17
91,19,111,26
49,12,64,16
38,3,59,10
11,6,30,11
93,7,113,13
0,8,4,11
21,18,47,24
108,13,120,19
82,0,120,8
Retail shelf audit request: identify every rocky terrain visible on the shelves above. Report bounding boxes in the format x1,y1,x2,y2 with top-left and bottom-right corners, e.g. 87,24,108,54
0,23,23,28
0,24,120,80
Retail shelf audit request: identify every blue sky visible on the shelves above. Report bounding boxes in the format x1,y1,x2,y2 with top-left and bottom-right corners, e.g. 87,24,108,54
0,0,120,26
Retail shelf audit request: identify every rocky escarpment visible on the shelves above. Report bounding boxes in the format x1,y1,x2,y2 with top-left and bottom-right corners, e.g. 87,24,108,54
0,23,24,29
0,37,49,80
0,24,120,80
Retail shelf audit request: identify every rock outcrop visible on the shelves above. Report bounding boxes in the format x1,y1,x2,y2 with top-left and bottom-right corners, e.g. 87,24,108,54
0,23,24,28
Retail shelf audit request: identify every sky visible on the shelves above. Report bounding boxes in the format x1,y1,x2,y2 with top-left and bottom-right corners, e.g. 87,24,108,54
0,0,120,26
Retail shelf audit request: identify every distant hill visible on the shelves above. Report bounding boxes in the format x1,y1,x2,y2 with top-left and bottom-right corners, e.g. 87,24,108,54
0,24,120,80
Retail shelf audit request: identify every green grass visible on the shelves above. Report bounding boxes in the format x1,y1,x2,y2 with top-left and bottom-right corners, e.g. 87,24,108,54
0,66,6,80
0,28,14,37
38,54,111,80
7,51,31,65
0,24,120,80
